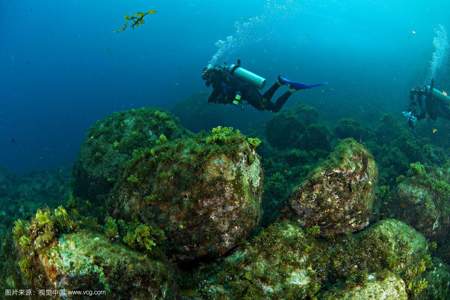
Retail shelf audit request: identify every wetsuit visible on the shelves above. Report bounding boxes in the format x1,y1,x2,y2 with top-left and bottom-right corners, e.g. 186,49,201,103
409,87,450,121
207,67,293,113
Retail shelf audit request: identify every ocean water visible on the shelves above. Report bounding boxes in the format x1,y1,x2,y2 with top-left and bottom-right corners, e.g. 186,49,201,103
1,2,450,298
1,0,449,173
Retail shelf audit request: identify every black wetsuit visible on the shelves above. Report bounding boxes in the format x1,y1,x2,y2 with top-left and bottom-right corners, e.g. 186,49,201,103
207,67,293,112
409,87,450,121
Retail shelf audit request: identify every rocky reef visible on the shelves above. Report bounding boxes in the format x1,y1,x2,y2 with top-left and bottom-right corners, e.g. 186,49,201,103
391,162,450,241
11,207,176,299
289,138,377,236
196,218,432,299
1,104,449,299
110,126,263,261
73,108,189,203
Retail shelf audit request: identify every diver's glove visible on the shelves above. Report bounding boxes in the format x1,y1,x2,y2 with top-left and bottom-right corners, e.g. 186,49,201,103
402,111,418,128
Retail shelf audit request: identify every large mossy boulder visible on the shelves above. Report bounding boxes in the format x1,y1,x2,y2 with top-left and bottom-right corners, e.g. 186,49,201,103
196,219,432,299
197,221,326,299
73,108,188,203
390,162,450,243
320,219,431,298
357,219,430,279
110,127,263,261
12,207,176,299
290,138,378,236
321,272,408,300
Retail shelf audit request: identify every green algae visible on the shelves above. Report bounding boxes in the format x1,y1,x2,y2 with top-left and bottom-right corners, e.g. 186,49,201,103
123,223,165,255
290,138,378,236
103,216,119,241
73,107,189,203
110,126,263,261
12,206,76,285
44,230,176,298
321,272,408,300
197,221,326,299
196,218,435,299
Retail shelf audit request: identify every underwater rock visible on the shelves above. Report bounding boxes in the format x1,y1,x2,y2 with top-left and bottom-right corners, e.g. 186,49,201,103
420,258,450,300
297,123,332,151
290,138,377,236
358,219,430,277
12,208,176,299
265,103,319,150
334,118,370,141
390,162,450,243
265,113,305,149
73,108,188,203
321,272,408,300
110,126,263,261
323,218,431,298
196,218,432,299
41,231,176,299
197,221,326,299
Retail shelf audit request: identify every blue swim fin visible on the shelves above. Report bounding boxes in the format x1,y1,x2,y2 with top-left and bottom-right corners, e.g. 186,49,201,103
278,76,327,90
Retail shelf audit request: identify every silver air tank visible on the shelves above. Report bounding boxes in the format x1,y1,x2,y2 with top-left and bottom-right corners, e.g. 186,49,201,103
430,87,450,103
229,64,266,89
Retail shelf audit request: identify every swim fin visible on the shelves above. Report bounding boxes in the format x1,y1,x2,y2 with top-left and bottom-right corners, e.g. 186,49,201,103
278,76,327,90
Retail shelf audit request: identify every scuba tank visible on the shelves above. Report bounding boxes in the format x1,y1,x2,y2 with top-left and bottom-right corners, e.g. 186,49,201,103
429,87,450,103
228,60,266,89
426,79,450,103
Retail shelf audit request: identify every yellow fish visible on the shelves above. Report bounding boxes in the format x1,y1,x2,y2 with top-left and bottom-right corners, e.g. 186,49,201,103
148,9,157,15
432,128,438,134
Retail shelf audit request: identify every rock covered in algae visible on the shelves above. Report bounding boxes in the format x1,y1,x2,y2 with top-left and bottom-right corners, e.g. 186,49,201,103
321,272,408,300
420,258,450,300
265,103,320,150
73,108,188,202
196,218,432,299
290,138,377,236
353,219,433,298
392,162,450,242
42,232,175,298
12,207,176,299
110,126,263,261
334,118,371,141
197,221,326,299
358,219,429,275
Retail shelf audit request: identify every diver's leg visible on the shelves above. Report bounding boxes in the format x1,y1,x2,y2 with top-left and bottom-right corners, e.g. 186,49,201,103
270,90,294,112
263,82,282,101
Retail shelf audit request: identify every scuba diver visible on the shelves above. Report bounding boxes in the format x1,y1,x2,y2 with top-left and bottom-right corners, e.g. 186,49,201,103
404,80,450,128
201,60,326,112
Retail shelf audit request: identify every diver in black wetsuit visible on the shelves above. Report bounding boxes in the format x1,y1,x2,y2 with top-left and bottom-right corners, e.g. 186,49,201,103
201,60,326,112
405,80,450,128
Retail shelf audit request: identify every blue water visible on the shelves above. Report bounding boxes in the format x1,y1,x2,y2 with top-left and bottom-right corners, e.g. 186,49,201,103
1,0,449,173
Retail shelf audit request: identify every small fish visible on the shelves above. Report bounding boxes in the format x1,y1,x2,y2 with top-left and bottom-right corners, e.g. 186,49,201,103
411,30,417,36
432,128,438,134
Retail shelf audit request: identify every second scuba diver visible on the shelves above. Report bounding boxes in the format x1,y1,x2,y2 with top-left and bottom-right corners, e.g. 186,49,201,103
404,80,450,128
202,60,326,112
